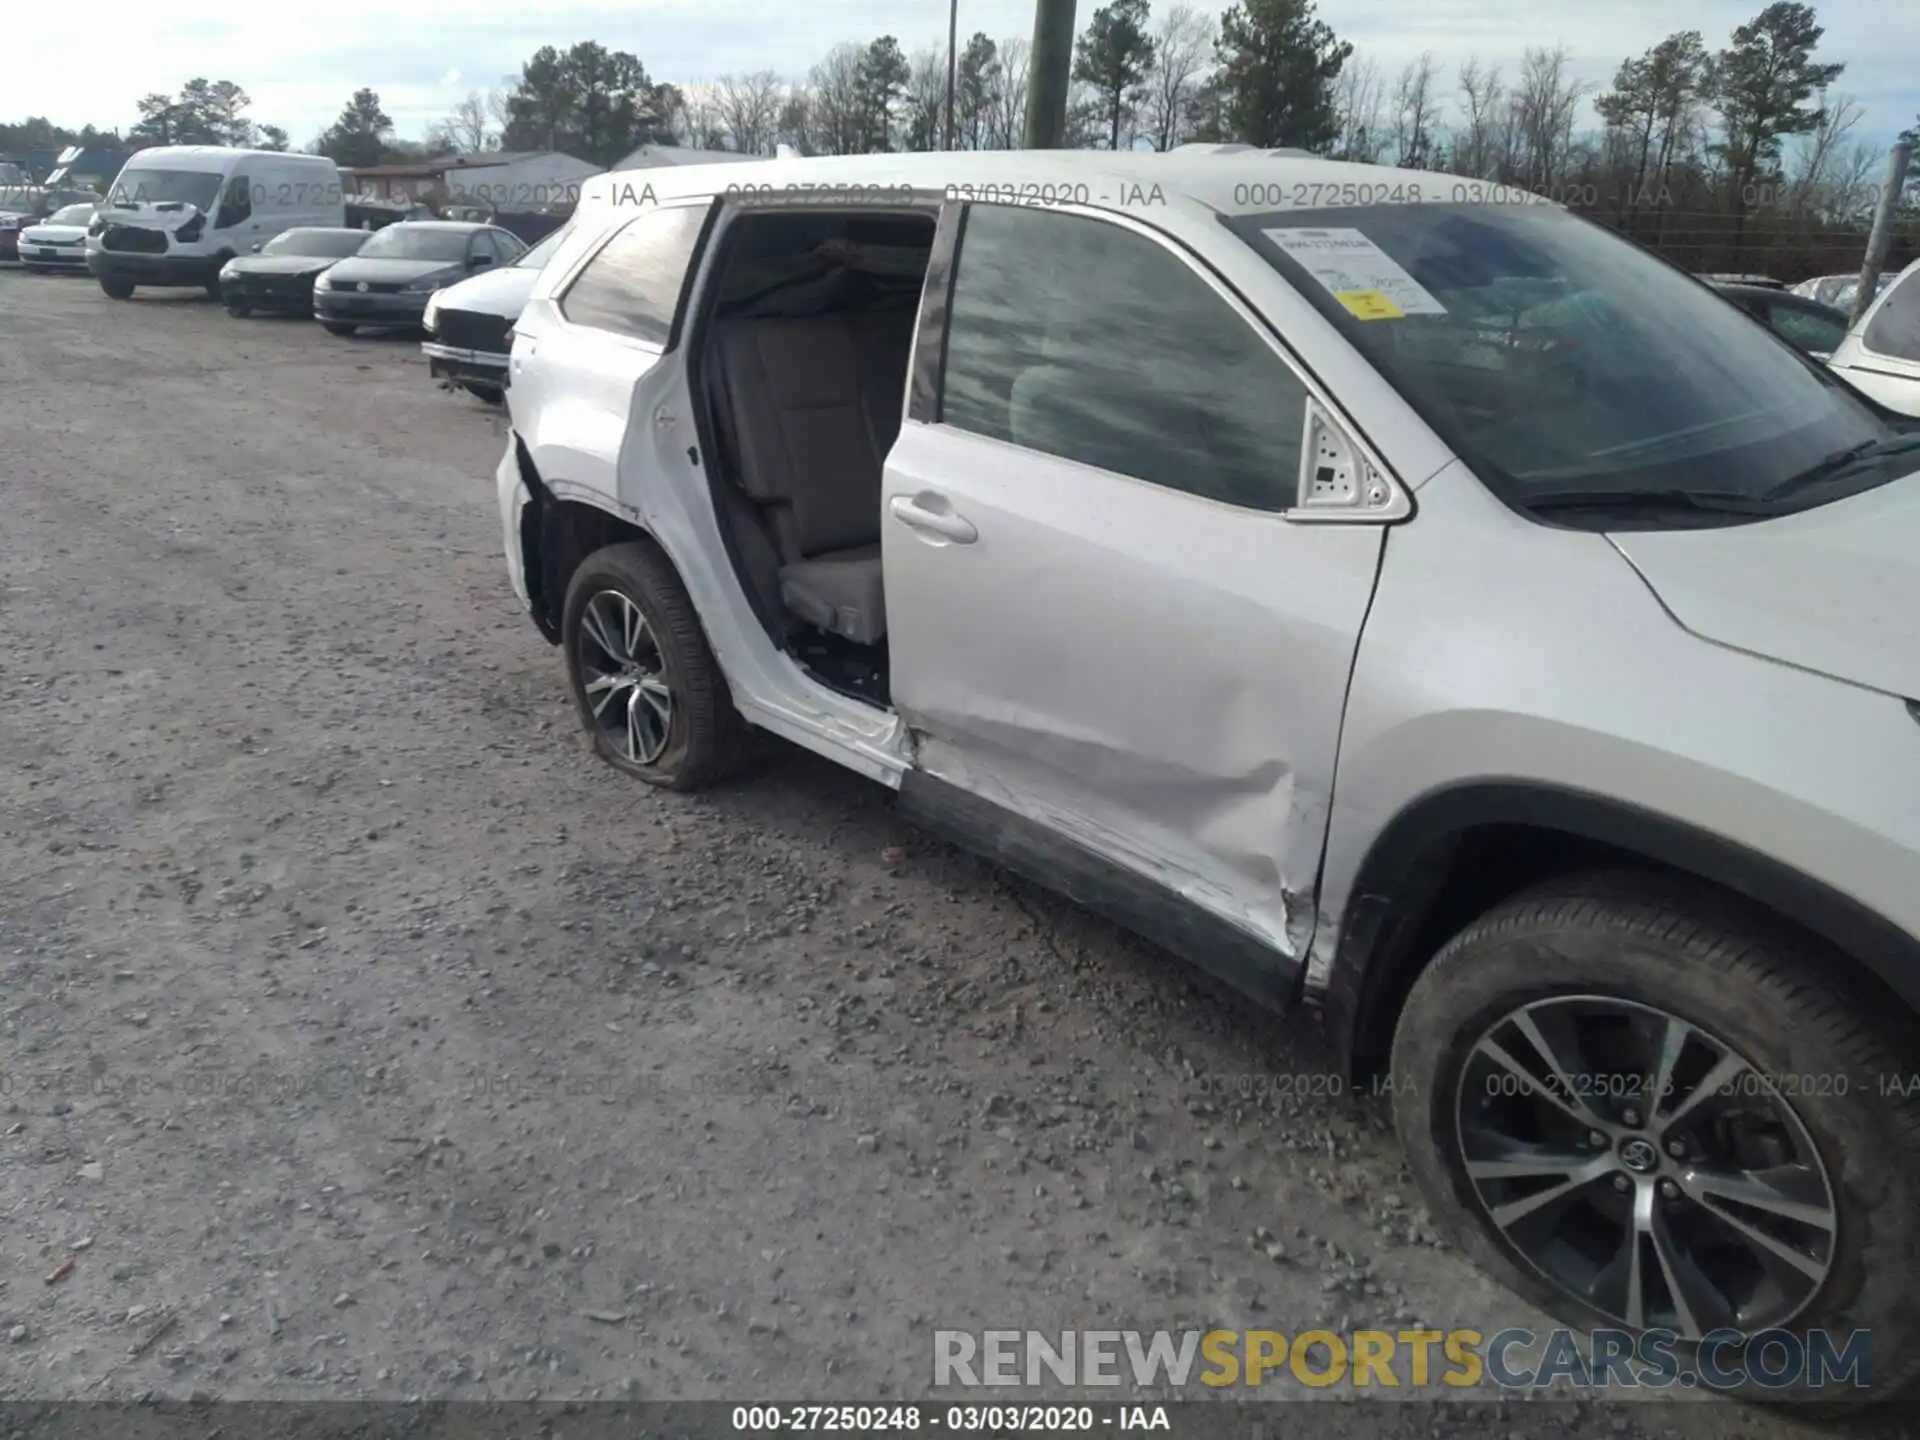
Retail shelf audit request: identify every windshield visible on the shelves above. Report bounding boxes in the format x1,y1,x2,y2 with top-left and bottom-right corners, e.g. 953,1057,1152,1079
517,226,569,269
355,226,471,262
1230,204,1903,520
264,228,366,258
110,169,222,211
47,203,94,225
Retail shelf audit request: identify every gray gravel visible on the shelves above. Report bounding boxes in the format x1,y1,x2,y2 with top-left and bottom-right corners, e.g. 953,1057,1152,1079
0,270,1853,1436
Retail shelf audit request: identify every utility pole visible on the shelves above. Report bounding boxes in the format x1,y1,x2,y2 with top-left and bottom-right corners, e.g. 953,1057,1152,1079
1852,137,1913,328
945,0,959,150
1024,0,1077,149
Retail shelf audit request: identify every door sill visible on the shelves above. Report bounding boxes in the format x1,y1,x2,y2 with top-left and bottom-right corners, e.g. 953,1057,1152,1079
897,770,1302,1011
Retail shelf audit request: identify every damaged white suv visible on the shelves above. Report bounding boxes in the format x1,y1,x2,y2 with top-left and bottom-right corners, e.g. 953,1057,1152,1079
498,151,1920,1403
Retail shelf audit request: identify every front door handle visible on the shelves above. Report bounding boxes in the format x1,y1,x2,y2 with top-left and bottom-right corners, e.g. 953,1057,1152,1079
889,493,977,544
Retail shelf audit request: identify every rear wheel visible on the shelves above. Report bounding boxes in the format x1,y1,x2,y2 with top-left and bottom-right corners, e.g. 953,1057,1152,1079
99,274,135,300
1391,872,1920,1407
321,321,356,337
561,541,752,790
463,382,505,406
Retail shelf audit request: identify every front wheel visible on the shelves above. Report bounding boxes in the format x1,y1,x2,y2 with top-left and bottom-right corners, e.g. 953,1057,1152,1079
99,274,135,300
321,321,356,337
1391,872,1920,1407
463,383,505,406
225,298,250,318
561,541,752,790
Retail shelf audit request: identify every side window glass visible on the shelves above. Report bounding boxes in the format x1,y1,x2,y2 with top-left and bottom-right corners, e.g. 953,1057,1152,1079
558,207,709,345
940,204,1309,510
1862,272,1920,363
1768,301,1847,355
223,175,252,225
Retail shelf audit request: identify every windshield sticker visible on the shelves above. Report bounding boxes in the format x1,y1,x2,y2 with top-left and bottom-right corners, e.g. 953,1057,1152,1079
1261,227,1447,320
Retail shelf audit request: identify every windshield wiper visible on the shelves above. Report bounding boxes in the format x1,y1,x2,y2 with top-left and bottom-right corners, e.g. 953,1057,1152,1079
1760,434,1920,501
1524,488,1775,516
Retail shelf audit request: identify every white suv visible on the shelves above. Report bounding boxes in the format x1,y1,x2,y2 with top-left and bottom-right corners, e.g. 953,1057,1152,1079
498,152,1920,1403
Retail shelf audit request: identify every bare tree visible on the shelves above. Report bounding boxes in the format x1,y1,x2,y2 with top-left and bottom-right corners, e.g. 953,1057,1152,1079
438,91,491,151
1785,90,1861,213
1824,135,1881,220
986,37,1031,149
778,87,816,154
680,87,730,151
1331,56,1386,163
808,42,870,155
901,45,951,151
1452,58,1505,178
1391,51,1439,168
484,83,515,140
712,69,786,154
1141,4,1214,150
1509,45,1586,188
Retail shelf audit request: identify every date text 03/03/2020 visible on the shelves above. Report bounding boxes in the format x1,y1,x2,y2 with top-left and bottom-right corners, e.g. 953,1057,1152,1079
731,1406,1172,1432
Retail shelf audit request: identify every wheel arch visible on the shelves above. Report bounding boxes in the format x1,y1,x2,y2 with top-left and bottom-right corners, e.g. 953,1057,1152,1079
513,439,659,645
1324,781,1920,1082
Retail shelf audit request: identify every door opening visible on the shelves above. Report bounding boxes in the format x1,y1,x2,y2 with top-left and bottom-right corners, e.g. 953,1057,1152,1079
688,207,938,710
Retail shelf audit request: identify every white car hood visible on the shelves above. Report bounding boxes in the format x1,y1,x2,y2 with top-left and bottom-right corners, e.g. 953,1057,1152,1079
22,223,87,243
433,262,540,319
1608,472,1920,699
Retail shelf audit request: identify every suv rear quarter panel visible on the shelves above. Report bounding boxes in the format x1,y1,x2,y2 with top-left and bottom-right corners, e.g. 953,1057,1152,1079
1314,459,1920,1004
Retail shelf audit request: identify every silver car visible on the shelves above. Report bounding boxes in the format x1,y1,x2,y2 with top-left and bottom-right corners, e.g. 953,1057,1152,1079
497,153,1920,1404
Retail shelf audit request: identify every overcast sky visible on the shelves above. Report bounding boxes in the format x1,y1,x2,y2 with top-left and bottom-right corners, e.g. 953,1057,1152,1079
11,0,1914,152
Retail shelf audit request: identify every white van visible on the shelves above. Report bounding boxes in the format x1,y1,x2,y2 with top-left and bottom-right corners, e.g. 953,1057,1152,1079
87,147,344,299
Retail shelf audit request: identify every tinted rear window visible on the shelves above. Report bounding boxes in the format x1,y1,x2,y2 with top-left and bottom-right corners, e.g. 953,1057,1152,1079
1862,269,1920,362
559,207,709,345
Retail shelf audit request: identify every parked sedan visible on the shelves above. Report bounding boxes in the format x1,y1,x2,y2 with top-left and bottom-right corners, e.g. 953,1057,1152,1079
218,227,369,317
420,222,569,403
0,185,103,261
1792,271,1895,311
312,221,526,336
1710,281,1852,359
16,203,97,272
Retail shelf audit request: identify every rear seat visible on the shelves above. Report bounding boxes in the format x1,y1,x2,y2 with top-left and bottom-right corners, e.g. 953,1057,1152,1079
707,307,915,646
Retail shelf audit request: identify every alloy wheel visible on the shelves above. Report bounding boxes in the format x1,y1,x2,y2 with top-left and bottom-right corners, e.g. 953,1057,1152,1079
577,589,674,766
1455,995,1837,1336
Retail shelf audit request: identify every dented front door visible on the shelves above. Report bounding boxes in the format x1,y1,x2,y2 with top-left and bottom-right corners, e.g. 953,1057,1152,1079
884,202,1387,981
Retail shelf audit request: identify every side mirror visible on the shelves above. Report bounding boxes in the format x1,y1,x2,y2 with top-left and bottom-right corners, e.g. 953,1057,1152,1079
470,254,492,269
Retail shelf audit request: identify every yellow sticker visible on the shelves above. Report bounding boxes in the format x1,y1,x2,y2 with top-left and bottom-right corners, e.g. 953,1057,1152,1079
1335,289,1404,320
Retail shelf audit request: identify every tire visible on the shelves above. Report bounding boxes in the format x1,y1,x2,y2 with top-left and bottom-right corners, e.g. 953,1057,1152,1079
463,383,505,406
1390,871,1920,1409
322,321,357,337
203,262,230,301
225,298,251,318
561,540,752,790
99,274,135,300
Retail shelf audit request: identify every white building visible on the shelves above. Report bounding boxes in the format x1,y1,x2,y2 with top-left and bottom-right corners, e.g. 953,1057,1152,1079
343,150,600,210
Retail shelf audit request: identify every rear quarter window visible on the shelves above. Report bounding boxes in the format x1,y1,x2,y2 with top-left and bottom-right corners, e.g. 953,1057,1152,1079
558,206,710,345
1862,270,1920,363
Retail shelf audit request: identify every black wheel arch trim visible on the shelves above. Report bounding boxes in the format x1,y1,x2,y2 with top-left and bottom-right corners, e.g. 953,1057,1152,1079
1323,779,1920,1079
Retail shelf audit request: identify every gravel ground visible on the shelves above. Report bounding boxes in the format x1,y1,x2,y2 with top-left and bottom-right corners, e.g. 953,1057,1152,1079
0,268,1861,1437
